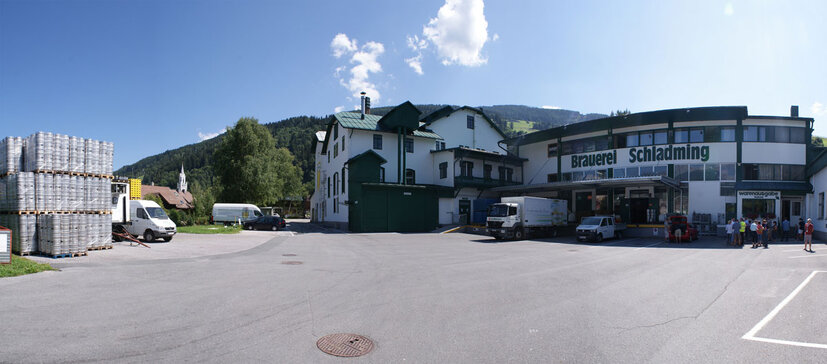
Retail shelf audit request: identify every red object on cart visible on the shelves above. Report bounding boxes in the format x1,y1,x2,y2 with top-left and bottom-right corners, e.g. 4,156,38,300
668,215,698,242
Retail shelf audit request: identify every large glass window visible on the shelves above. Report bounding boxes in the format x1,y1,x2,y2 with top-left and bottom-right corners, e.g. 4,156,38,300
790,127,807,143
675,164,689,181
788,165,805,180
743,126,759,141
675,129,689,143
705,163,720,181
654,131,668,145
721,163,736,181
689,128,704,143
774,126,790,143
499,167,514,182
639,132,653,146
373,134,383,150
626,134,639,147
720,127,736,142
484,164,492,179
654,165,668,177
439,162,447,179
626,167,640,178
613,168,626,178
572,171,585,181
639,166,654,176
689,164,705,181
460,161,473,177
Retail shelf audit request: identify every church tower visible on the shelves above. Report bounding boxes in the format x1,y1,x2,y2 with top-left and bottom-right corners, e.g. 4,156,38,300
178,163,188,193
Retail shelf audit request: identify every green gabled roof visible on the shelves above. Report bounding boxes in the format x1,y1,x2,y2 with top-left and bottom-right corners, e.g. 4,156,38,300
346,149,387,165
333,112,442,138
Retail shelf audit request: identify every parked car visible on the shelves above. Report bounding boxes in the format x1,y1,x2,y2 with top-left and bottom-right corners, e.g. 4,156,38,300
667,215,698,242
243,216,286,231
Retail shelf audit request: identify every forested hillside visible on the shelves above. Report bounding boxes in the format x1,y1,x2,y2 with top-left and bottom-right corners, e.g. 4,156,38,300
115,104,606,195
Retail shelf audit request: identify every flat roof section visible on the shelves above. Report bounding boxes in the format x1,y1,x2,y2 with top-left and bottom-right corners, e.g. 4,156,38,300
490,175,681,194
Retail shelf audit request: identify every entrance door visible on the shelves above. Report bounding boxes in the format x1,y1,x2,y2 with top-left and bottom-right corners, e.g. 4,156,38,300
784,199,802,224
782,200,790,221
575,191,593,222
459,200,471,225
628,189,651,224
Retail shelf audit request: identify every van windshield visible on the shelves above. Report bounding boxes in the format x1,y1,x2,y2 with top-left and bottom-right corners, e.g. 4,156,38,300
146,207,169,219
489,204,515,217
581,217,602,225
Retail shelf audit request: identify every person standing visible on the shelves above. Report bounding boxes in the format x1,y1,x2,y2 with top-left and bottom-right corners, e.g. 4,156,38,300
782,218,790,242
804,218,814,252
750,220,758,248
755,221,765,249
739,218,746,246
798,218,805,241
762,219,770,248
731,218,741,246
726,218,733,246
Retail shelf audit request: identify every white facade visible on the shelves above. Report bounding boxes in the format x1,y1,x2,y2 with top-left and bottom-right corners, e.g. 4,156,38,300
425,108,503,151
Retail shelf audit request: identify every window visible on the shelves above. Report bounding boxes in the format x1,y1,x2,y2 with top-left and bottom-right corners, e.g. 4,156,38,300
720,182,736,196
334,124,338,139
439,162,447,179
484,164,492,179
405,169,416,184
379,167,385,182
654,131,668,145
743,126,759,141
689,164,704,181
626,134,639,147
460,161,473,177
639,132,653,146
675,164,689,181
562,172,572,181
774,126,790,143
467,115,475,129
341,167,346,193
373,134,383,150
327,177,331,198
137,208,147,219
705,163,720,181
404,138,414,153
333,172,338,196
333,198,337,213
788,165,805,180
675,129,689,143
639,166,654,176
548,143,558,157
720,127,736,142
721,163,736,181
547,173,557,182
342,138,345,151
613,168,626,178
654,165,668,177
333,143,338,158
499,167,513,182
327,153,330,163
435,141,441,150
790,127,807,143
689,128,704,143
626,167,640,177
440,142,446,150
820,192,824,219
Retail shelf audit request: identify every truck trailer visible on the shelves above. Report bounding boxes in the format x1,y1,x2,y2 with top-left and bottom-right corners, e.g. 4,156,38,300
486,196,567,240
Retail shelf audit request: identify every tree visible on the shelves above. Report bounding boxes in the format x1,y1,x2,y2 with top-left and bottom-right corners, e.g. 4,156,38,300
610,109,631,117
813,136,824,147
213,117,303,206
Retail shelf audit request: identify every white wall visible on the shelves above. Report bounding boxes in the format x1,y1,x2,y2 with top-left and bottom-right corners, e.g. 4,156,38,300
809,166,827,234
688,181,723,220
741,143,805,164
743,118,809,128
427,109,504,152
432,150,454,187
520,140,557,185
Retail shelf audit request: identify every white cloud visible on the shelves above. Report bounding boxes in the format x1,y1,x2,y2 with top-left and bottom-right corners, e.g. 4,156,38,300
541,105,561,110
422,0,490,67
724,3,734,16
330,33,357,58
330,34,385,102
405,54,424,75
334,106,345,113
492,33,499,41
812,102,827,117
197,128,226,141
407,35,428,51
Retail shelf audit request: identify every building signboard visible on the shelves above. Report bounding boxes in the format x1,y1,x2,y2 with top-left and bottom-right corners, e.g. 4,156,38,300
562,143,736,172
737,191,781,199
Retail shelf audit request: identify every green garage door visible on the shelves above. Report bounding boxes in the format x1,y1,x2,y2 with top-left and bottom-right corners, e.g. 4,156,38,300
356,185,438,232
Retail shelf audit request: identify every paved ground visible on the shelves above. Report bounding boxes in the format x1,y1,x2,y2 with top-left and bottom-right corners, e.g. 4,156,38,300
2,221,827,363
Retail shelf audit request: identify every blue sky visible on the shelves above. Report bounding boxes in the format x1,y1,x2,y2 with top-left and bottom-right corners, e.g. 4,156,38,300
2,0,826,169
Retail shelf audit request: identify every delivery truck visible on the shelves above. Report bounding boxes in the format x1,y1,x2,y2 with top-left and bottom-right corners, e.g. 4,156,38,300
486,196,567,240
111,178,177,242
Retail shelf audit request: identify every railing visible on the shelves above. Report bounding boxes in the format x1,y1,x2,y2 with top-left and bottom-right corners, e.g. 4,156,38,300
454,175,521,188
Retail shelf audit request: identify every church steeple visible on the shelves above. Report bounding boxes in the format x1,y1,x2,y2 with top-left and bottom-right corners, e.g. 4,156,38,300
178,163,188,193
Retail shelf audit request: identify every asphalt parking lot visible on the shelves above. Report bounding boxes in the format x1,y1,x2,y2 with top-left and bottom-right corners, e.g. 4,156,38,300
1,221,826,363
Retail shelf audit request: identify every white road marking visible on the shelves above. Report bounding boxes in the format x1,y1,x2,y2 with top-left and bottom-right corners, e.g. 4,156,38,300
635,242,664,250
788,254,827,259
783,249,806,252
742,271,827,349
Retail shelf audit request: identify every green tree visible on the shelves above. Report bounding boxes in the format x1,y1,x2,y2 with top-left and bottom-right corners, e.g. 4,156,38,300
813,136,824,147
610,109,631,117
213,117,303,206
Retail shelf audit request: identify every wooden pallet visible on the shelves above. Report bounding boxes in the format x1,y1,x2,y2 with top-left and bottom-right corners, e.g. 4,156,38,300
3,210,37,215
14,251,33,256
87,246,112,251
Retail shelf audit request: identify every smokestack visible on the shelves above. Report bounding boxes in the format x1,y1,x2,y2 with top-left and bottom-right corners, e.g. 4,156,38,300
791,105,799,117
360,92,366,119
365,96,371,115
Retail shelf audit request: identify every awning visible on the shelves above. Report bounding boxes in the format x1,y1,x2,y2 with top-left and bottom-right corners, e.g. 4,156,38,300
489,175,681,194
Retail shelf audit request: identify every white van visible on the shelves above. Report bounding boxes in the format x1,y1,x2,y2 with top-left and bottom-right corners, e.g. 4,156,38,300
128,200,177,242
211,203,263,225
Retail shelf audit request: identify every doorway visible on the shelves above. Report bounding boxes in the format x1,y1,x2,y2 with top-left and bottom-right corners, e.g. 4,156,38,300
575,191,593,222
459,199,471,225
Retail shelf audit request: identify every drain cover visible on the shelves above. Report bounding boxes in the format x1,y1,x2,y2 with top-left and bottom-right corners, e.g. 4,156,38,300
282,254,297,256
281,261,303,265
316,333,374,357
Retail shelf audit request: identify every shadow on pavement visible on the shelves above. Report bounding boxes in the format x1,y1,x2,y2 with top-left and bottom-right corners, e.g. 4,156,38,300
465,235,810,250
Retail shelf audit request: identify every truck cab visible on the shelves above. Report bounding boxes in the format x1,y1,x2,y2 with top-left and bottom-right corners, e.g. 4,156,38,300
486,203,520,239
576,216,623,242
128,200,177,242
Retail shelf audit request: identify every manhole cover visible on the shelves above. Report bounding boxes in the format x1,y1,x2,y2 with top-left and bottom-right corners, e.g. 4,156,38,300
316,333,374,357
282,254,297,256
281,261,303,265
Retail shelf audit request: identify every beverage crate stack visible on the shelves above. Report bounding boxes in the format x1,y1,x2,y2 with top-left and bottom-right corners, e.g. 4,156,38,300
0,132,115,257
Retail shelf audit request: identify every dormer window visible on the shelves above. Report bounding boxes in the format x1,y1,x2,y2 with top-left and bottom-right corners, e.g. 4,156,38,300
467,115,475,129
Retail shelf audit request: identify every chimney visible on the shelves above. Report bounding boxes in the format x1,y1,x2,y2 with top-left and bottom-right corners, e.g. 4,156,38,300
791,105,799,117
365,96,371,115
360,92,366,119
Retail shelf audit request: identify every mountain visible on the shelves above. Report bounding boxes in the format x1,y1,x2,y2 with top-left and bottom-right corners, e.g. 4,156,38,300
115,105,606,193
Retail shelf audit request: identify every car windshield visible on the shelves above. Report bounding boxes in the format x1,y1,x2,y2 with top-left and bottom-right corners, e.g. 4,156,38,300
581,217,602,225
146,207,169,219
488,204,512,217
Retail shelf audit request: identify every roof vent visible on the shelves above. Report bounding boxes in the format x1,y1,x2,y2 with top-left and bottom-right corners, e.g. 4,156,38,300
791,105,799,117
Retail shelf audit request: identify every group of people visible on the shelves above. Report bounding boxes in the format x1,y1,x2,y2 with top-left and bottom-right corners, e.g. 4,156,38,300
726,217,816,251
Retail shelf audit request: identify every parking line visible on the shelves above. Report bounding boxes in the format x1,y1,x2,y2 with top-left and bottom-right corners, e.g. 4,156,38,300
788,254,827,259
783,249,805,252
636,242,664,250
742,271,827,349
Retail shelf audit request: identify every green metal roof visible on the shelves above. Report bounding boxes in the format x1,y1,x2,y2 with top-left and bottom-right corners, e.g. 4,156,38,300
333,112,442,139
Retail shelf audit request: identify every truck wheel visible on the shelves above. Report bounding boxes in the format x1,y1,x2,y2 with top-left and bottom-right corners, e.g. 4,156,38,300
163,237,172,242
144,230,155,242
514,229,524,240
596,233,603,243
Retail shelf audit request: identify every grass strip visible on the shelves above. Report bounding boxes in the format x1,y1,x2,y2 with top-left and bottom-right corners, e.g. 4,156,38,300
0,255,56,278
176,225,242,234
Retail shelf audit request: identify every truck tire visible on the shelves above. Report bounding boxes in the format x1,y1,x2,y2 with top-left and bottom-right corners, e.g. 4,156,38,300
514,228,524,240
144,230,155,242
595,233,603,243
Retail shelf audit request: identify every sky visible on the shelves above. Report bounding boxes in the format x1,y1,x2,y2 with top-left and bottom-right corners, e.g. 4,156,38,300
2,0,826,169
